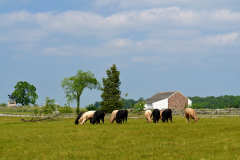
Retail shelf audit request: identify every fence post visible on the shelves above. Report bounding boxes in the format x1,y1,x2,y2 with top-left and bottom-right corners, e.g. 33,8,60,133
201,109,202,118
228,108,230,118
219,109,220,118
69,113,70,118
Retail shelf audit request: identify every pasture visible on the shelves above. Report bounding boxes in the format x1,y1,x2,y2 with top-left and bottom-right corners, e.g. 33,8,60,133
1,116,240,160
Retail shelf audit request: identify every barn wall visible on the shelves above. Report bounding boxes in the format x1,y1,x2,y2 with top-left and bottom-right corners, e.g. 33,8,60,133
168,91,188,110
152,98,168,110
144,103,153,110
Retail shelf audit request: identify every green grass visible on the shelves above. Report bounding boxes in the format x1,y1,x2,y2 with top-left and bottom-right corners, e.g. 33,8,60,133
1,116,240,160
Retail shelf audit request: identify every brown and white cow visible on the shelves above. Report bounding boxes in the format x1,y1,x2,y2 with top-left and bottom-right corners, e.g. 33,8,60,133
145,110,152,123
185,108,200,123
79,111,96,125
110,110,119,123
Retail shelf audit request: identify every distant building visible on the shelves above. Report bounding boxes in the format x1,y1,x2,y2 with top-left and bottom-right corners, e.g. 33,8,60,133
144,91,192,110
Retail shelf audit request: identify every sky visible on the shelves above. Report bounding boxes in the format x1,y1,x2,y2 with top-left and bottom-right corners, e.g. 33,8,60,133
0,0,240,108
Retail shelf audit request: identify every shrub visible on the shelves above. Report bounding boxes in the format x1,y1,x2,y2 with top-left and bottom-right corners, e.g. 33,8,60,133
0,103,7,107
59,104,72,113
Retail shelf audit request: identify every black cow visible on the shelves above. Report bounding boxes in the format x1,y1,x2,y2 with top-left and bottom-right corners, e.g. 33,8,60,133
152,109,160,123
116,110,128,124
162,109,172,122
75,112,93,124
92,110,105,124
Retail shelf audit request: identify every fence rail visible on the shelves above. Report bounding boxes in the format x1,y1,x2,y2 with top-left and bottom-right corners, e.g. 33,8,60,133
1,108,240,119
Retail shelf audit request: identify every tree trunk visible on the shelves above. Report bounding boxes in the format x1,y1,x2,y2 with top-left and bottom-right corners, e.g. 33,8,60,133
76,95,80,114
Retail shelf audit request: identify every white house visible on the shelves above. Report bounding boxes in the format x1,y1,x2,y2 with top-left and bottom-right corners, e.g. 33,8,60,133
144,91,192,110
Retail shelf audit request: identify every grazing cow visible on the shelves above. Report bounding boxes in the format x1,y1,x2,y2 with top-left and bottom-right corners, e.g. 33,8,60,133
79,111,96,125
92,110,105,124
145,110,152,123
116,110,128,124
152,109,160,123
185,108,200,123
110,110,119,123
162,109,172,122
160,110,163,120
75,112,85,125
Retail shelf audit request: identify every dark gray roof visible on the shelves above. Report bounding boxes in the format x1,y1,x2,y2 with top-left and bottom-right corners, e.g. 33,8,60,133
145,91,177,104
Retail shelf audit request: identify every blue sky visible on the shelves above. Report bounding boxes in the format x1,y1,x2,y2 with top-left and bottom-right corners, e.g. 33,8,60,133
1,0,240,108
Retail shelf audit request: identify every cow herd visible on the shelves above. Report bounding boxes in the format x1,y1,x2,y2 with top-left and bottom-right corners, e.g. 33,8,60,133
75,108,200,125
145,108,199,123
75,109,128,125
146,109,173,123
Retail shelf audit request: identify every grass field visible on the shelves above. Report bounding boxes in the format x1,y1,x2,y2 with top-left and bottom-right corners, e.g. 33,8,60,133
1,116,240,160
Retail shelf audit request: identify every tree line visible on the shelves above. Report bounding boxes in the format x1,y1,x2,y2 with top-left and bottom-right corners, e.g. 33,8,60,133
188,95,240,109
6,64,126,114
86,97,145,110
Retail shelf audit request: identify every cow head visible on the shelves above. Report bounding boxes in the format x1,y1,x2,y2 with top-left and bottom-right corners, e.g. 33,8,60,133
195,118,200,123
162,117,166,122
79,117,84,125
75,119,79,125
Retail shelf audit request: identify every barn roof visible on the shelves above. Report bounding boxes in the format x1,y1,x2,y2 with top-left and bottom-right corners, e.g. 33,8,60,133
145,91,177,104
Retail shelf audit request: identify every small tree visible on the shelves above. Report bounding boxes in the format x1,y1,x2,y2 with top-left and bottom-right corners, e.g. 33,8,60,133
100,64,123,113
61,70,100,114
43,97,58,116
0,103,7,107
134,100,146,112
85,104,98,111
12,81,38,106
59,103,73,113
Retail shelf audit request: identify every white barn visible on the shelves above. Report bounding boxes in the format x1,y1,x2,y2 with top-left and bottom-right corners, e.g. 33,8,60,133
144,91,192,110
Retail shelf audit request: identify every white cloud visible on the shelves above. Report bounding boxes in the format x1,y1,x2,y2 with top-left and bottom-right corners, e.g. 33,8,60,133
1,8,240,38
214,10,240,21
202,32,239,45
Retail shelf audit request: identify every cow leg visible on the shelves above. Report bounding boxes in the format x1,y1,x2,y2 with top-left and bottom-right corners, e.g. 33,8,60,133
186,117,189,123
125,117,127,123
123,118,125,124
102,118,104,124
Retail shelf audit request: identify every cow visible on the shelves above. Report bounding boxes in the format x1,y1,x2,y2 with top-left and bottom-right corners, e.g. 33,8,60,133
145,110,152,123
110,110,119,123
75,112,85,125
79,111,96,125
116,110,128,124
160,110,163,120
92,110,105,124
152,109,160,123
185,108,200,123
162,109,172,122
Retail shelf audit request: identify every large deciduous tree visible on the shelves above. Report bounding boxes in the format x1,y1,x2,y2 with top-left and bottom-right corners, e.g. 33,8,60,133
12,81,38,106
61,69,100,114
100,64,123,113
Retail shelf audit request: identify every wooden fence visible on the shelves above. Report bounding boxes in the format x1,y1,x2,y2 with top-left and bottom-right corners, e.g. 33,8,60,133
1,108,240,119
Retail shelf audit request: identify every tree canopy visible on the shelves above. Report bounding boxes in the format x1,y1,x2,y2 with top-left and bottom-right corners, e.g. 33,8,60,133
12,81,38,106
61,69,100,114
188,95,240,109
100,64,123,113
